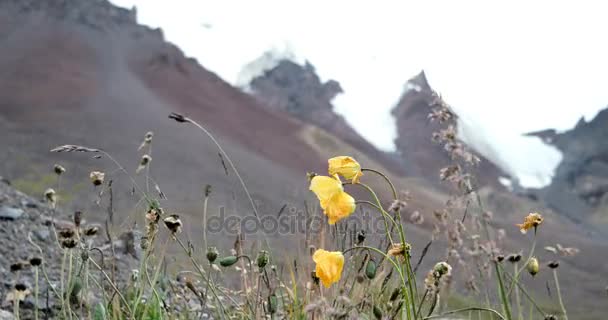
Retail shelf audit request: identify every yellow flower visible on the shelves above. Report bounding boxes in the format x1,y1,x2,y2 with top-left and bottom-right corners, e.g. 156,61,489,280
309,175,355,224
516,212,543,234
313,249,344,288
328,156,363,184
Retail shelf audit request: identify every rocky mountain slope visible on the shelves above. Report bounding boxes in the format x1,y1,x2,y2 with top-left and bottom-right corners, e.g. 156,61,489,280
528,108,608,222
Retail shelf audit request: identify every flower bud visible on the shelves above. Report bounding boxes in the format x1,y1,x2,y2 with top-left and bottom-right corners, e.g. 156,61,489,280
219,256,238,267
365,259,377,279
256,250,270,269
373,305,383,320
206,247,218,263
507,253,522,263
527,257,539,276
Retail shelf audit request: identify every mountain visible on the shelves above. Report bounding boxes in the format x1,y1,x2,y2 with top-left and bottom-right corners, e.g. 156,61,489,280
391,71,507,189
1,0,607,316
527,108,608,222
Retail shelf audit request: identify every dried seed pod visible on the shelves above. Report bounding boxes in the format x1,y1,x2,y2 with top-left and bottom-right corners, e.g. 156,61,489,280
547,261,560,269
89,171,105,186
163,214,182,234
15,283,27,291
356,230,366,245
29,257,42,267
507,253,522,263
61,238,77,249
10,262,23,272
59,228,76,239
53,164,66,175
84,226,99,237
44,188,57,203
219,256,238,267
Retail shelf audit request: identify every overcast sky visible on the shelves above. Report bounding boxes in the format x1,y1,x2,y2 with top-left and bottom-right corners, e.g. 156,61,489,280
109,0,608,187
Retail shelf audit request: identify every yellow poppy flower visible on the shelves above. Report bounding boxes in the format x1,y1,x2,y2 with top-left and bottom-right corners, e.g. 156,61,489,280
309,175,356,224
328,156,363,184
516,212,543,234
313,249,344,288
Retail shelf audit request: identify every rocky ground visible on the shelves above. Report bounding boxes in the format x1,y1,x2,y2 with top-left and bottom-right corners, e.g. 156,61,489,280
0,177,138,319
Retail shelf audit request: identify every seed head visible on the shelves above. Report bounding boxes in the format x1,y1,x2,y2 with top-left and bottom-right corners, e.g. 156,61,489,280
356,230,366,245
547,261,560,269
53,164,66,175
29,257,42,267
89,171,105,186
433,261,452,277
10,262,23,272
84,226,99,237
61,238,78,249
136,155,152,174
44,188,57,204
388,243,411,257
507,253,522,263
163,214,183,234
59,228,76,239
15,283,27,291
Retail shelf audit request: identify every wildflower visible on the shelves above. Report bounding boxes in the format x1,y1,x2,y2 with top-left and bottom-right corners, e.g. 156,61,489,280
5,284,30,303
556,243,579,256
516,212,543,234
89,171,105,186
312,249,344,288
433,261,452,277
327,156,363,184
163,214,183,234
309,175,355,224
136,154,152,174
388,243,411,257
527,257,540,276
53,164,66,175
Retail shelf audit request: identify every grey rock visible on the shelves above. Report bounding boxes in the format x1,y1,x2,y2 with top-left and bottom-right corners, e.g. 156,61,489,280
0,206,24,220
0,310,15,320
34,229,51,242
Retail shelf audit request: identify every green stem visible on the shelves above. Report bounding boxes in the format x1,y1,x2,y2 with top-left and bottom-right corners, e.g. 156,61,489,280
424,307,505,320
514,263,523,320
361,168,398,200
509,230,537,295
553,269,568,320
498,263,545,317
495,261,513,320
34,267,39,320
